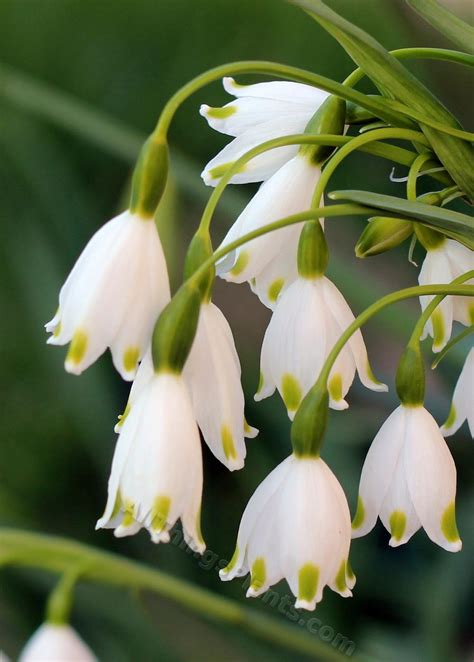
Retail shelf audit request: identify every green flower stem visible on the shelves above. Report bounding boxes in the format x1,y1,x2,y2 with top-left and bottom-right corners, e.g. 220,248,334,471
150,60,411,139
198,130,449,235
310,127,430,208
190,205,372,290
311,283,474,392
343,47,474,88
408,270,474,347
45,567,84,625
407,152,436,201
432,324,474,368
0,529,351,662
198,133,423,233
152,58,474,143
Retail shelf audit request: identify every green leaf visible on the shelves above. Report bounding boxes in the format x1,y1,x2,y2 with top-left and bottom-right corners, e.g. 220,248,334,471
290,0,474,199
406,0,474,55
329,189,474,249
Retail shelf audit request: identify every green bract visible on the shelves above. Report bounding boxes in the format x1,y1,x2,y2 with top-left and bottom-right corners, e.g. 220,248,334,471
151,283,202,374
129,135,169,219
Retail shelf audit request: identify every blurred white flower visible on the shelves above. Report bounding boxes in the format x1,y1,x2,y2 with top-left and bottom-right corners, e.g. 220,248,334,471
19,624,96,662
216,154,321,308
352,405,462,552
418,239,473,352
255,275,386,417
441,348,474,438
97,372,204,552
220,454,354,611
45,210,170,380
200,77,329,185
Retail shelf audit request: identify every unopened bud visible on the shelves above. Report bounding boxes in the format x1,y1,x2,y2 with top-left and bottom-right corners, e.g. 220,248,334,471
355,217,413,257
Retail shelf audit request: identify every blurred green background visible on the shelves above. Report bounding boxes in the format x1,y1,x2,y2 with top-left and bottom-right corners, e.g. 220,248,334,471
0,1,473,660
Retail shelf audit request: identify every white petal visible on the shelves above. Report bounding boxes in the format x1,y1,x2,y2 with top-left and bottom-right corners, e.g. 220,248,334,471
184,302,251,471
19,624,97,662
220,456,293,581
47,211,170,379
278,458,351,610
201,116,312,186
109,219,170,379
256,278,327,419
379,455,421,547
441,348,474,438
217,156,320,284
321,277,387,394
249,226,300,310
200,97,315,138
419,247,454,352
352,406,407,539
222,77,329,107
404,407,462,552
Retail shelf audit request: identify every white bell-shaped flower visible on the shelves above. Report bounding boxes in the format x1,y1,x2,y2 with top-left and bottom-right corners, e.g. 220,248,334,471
220,454,355,611
115,303,258,471
45,210,170,380
441,348,474,438
255,275,387,417
96,372,204,552
418,239,473,352
183,301,258,470
352,404,462,552
216,154,321,307
201,77,329,185
19,624,96,662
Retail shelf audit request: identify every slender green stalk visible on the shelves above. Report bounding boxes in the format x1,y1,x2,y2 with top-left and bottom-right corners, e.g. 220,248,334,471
432,325,474,368
150,60,409,138
0,529,353,662
151,59,474,142
198,132,437,233
45,568,83,625
189,205,372,289
310,127,429,208
407,152,435,200
343,47,474,87
408,271,474,345
313,284,474,390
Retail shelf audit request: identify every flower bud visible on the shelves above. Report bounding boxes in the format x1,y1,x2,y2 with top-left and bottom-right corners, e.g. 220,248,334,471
129,134,169,219
300,95,346,165
297,220,329,277
396,342,425,406
183,229,215,302
151,282,201,374
291,385,329,457
414,223,445,250
355,217,413,258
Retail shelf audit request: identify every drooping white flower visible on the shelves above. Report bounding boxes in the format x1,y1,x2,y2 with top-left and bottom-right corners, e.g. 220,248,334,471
45,210,170,380
220,454,355,611
418,239,474,352
441,348,474,438
200,77,329,186
19,624,96,662
216,154,321,308
255,275,387,417
115,303,258,471
352,404,462,552
183,301,258,470
96,372,204,552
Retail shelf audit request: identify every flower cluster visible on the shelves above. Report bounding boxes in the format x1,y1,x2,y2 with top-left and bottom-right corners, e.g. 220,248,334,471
44,35,472,619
